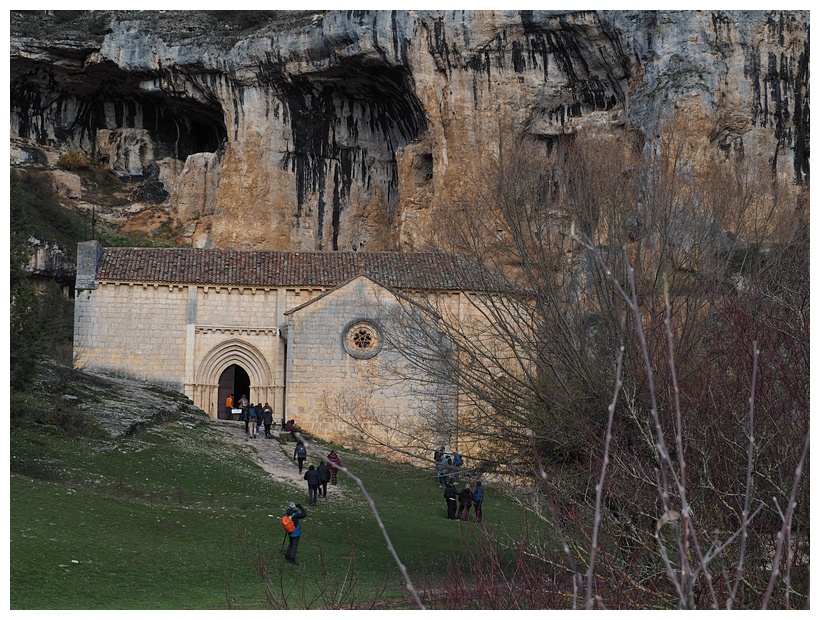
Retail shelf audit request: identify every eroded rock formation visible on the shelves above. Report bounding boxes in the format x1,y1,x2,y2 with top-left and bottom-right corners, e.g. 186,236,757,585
10,10,809,252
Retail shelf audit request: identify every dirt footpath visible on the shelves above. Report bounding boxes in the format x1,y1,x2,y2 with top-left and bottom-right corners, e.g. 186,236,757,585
211,419,352,501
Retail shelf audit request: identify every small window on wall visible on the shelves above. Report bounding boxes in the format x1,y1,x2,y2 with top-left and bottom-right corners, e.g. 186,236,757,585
343,320,382,359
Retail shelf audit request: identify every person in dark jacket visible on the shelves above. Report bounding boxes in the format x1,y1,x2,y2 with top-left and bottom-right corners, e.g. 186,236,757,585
327,450,342,485
248,403,258,438
304,465,321,506
240,394,249,433
262,403,273,438
444,480,458,520
293,441,307,473
284,501,307,565
457,483,473,521
472,480,484,523
317,461,331,498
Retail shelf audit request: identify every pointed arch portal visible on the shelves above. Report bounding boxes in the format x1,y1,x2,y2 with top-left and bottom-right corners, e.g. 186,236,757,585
192,338,275,419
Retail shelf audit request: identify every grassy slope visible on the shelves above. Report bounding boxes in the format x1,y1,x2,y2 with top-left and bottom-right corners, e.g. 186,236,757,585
10,400,532,609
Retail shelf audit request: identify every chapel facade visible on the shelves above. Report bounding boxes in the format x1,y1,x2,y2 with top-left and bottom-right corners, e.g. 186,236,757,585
73,241,487,451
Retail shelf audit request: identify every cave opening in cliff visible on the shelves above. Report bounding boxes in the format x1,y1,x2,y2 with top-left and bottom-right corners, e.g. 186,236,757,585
276,58,428,250
11,59,228,167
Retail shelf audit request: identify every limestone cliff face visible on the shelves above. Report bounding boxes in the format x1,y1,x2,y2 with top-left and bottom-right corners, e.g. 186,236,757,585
10,10,809,252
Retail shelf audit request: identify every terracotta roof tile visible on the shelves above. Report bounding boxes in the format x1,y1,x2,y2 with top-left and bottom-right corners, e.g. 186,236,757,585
95,247,492,291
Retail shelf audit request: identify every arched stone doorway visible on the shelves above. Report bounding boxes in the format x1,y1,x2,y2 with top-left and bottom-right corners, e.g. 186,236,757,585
217,364,250,420
192,338,275,419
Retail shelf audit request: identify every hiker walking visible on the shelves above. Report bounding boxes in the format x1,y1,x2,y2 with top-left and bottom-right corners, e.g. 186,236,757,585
317,460,331,498
262,403,273,438
472,480,484,523
293,441,307,473
444,479,458,520
457,483,473,522
255,403,264,436
304,465,321,506
327,450,341,485
241,394,250,434
283,501,307,565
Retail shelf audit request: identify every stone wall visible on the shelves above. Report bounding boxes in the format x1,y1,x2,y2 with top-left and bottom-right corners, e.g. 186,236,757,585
74,283,190,389
285,277,449,450
74,276,328,418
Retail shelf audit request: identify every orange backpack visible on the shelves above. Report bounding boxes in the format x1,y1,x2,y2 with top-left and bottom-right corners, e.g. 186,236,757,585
281,514,296,534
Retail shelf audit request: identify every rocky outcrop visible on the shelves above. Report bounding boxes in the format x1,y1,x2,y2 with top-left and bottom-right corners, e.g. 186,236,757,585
10,10,809,252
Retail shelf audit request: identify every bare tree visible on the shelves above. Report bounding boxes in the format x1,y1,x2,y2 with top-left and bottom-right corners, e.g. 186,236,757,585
325,118,809,608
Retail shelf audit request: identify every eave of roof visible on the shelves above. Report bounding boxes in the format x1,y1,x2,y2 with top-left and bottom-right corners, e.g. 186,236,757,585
94,247,493,292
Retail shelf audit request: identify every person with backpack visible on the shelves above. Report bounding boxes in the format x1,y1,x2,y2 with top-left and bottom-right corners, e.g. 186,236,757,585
304,464,321,506
317,460,331,498
293,441,307,473
444,479,458,520
255,402,264,435
457,483,473,521
452,452,463,482
248,403,258,438
282,501,307,565
327,450,341,485
472,480,484,523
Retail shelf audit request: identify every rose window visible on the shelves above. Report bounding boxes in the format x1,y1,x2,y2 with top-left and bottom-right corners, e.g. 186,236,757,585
343,320,381,359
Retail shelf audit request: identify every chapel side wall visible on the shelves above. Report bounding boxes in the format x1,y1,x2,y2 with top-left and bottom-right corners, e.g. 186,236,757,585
286,279,440,452
74,282,188,390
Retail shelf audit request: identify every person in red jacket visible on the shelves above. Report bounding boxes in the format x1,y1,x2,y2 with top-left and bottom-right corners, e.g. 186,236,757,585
326,450,342,485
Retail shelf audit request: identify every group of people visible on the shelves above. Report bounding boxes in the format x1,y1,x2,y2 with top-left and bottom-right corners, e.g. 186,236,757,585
296,446,342,506
435,446,484,523
225,393,275,439
444,479,484,523
283,446,342,564
434,446,465,486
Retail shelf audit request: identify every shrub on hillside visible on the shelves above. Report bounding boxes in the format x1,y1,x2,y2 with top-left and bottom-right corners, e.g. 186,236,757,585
57,151,91,170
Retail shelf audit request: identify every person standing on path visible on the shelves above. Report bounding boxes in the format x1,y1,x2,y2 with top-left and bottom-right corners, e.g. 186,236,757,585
327,450,341,485
284,501,307,565
248,403,258,438
225,393,233,418
294,441,307,473
317,461,331,498
241,394,250,435
255,403,263,436
444,479,458,520
262,403,273,438
304,465,320,506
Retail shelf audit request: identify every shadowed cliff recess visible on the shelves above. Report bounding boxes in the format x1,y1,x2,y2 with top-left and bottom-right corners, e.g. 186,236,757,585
10,10,809,251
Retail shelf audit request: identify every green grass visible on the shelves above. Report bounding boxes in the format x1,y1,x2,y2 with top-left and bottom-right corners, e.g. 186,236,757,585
10,413,537,609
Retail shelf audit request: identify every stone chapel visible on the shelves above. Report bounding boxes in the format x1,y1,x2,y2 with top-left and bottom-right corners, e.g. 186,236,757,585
73,240,490,450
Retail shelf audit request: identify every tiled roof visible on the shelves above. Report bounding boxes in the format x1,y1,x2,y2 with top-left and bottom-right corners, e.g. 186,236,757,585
95,247,494,291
